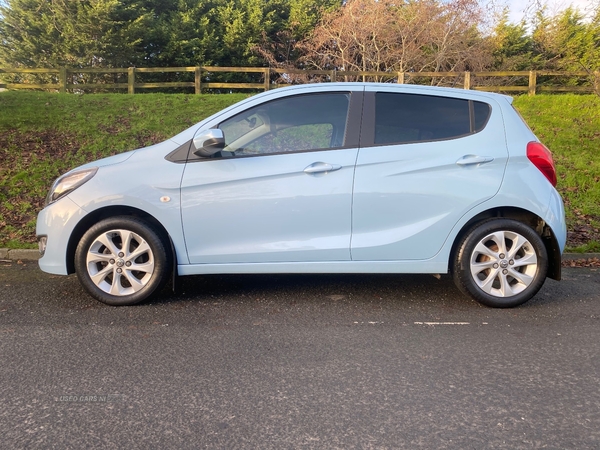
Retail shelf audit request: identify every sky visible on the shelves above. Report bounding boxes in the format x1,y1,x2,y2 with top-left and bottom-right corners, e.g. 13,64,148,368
506,0,598,23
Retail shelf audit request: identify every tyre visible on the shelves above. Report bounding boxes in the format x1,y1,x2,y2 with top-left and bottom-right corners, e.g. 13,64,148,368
452,219,548,308
75,216,171,306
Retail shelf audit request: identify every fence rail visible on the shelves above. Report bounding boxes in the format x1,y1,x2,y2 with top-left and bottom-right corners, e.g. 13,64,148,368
1,67,598,95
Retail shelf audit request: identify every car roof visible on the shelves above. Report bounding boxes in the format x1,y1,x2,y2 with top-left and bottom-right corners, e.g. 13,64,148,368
255,82,513,104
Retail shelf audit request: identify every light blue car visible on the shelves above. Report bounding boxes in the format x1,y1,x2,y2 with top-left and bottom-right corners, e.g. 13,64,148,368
36,83,566,307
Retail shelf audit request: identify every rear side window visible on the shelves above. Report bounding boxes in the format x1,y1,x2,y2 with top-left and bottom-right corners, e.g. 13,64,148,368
374,93,491,145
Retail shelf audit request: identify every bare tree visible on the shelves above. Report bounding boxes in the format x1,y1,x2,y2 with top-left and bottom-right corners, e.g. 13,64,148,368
296,0,492,83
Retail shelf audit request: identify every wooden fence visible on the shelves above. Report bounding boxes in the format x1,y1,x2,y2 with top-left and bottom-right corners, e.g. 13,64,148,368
0,66,598,95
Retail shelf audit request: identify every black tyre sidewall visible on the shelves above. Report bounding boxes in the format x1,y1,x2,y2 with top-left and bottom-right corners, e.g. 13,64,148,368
453,219,548,308
75,217,171,306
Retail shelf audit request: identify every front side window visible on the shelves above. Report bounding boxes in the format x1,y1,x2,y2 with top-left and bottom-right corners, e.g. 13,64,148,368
218,93,350,156
374,93,491,145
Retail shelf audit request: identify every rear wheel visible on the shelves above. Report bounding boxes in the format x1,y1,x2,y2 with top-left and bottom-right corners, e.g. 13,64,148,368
453,219,548,308
75,217,171,306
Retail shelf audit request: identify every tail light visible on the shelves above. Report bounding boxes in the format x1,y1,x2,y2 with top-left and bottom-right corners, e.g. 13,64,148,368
527,142,557,187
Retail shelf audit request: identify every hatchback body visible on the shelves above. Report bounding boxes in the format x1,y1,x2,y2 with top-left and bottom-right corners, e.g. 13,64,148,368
36,83,566,307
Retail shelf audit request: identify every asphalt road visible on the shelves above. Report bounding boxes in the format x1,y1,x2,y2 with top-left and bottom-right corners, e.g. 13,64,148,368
1,262,599,449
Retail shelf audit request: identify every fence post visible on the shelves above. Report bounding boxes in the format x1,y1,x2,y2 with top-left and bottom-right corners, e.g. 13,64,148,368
128,67,135,94
195,67,202,94
528,70,537,96
464,71,471,90
59,67,67,93
330,70,337,82
397,72,405,84
264,68,271,91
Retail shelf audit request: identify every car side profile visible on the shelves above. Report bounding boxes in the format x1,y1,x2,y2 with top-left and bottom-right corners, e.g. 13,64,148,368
36,83,566,307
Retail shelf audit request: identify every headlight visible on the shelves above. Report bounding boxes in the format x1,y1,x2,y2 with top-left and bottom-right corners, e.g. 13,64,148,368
45,167,98,206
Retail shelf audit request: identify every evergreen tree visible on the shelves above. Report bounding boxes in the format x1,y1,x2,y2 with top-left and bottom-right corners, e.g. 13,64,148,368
491,9,534,70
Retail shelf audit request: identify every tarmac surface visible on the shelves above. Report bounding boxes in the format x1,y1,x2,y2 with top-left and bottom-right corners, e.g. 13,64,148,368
1,260,599,448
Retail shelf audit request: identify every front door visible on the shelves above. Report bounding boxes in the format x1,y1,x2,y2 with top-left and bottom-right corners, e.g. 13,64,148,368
181,91,360,264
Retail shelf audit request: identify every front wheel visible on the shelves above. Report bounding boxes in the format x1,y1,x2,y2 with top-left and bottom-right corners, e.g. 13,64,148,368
75,217,171,306
452,219,548,308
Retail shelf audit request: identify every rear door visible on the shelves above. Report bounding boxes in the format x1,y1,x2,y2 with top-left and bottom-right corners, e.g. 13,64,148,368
351,88,508,261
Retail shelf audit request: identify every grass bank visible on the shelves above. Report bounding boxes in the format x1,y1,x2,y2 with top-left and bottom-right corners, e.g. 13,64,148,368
1,91,599,251
514,95,600,251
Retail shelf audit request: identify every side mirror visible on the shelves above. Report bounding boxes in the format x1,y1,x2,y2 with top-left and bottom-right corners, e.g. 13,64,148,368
192,129,225,157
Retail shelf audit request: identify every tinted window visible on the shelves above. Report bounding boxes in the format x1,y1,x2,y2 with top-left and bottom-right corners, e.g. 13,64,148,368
374,93,490,145
219,93,350,156
474,101,491,132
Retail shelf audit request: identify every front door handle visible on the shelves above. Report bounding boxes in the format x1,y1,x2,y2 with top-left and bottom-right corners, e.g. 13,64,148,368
304,162,342,174
456,155,495,166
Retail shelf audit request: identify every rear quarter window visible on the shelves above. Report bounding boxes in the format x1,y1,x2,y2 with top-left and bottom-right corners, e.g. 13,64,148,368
474,101,492,132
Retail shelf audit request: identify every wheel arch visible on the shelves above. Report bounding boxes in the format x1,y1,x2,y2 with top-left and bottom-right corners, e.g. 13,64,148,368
65,206,175,275
449,206,561,281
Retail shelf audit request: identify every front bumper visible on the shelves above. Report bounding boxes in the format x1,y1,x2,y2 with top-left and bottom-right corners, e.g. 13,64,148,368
36,196,86,275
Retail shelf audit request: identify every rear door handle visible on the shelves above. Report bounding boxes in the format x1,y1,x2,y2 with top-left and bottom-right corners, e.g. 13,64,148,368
304,162,342,174
456,155,495,166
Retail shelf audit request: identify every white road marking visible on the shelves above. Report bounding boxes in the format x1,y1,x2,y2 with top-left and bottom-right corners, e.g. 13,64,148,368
414,322,471,325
